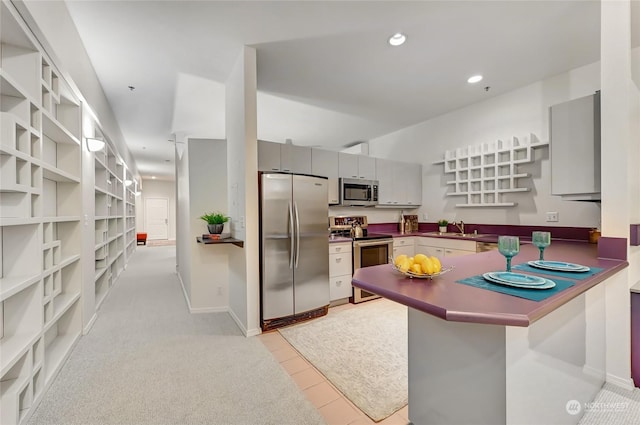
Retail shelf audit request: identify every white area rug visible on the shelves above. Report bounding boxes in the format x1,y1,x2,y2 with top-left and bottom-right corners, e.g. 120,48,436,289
279,300,408,422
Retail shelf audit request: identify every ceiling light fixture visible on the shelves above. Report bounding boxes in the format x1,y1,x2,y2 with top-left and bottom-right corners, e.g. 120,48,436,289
124,180,133,187
86,137,105,152
388,33,406,47
467,75,483,84
151,176,156,180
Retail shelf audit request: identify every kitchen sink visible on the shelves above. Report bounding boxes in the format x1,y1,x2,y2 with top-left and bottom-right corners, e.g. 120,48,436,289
423,232,491,238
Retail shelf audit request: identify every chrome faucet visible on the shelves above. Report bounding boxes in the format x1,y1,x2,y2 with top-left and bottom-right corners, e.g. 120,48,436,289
454,220,465,235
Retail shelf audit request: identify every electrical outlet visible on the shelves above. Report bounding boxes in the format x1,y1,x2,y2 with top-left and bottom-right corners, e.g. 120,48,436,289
546,212,559,222
422,213,428,220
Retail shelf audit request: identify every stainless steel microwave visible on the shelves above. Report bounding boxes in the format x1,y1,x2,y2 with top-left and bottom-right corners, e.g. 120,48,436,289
339,178,378,207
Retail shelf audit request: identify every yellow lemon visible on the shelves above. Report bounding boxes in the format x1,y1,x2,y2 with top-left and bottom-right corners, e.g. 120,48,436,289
394,254,408,267
399,258,411,273
414,253,428,263
430,256,442,273
420,257,435,275
410,263,423,275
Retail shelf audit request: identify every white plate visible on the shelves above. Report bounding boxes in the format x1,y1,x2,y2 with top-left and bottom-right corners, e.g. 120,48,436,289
485,272,547,286
528,260,590,272
483,273,556,290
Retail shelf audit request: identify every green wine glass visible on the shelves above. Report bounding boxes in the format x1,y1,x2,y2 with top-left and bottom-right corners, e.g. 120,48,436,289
498,236,520,272
532,231,551,261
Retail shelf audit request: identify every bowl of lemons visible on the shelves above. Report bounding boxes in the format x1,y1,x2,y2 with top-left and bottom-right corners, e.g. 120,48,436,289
391,253,454,279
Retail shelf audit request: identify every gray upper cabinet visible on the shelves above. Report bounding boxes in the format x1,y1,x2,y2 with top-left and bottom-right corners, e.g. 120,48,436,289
258,141,312,174
258,140,282,172
311,149,339,205
281,144,312,174
338,152,376,180
376,158,422,207
550,92,600,201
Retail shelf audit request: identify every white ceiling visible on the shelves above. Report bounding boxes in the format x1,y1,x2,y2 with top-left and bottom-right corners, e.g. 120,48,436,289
64,0,612,181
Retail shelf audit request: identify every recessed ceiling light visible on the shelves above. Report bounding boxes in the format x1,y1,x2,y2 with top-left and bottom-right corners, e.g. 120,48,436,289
388,33,406,47
467,75,483,84
151,176,156,179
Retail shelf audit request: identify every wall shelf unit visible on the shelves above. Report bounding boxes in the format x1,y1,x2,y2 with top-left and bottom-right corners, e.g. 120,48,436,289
434,134,548,207
1,3,82,424
92,134,127,312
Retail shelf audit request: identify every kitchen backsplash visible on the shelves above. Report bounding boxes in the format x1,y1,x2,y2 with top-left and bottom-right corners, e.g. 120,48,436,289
328,206,417,224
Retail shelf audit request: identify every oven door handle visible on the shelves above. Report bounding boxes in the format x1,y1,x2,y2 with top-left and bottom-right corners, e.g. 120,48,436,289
353,239,393,248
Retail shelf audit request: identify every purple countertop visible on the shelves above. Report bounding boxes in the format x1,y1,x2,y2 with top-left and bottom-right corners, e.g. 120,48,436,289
352,241,628,327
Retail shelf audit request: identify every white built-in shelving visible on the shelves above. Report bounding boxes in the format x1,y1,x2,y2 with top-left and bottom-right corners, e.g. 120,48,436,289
1,2,82,423
434,133,548,207
92,131,130,311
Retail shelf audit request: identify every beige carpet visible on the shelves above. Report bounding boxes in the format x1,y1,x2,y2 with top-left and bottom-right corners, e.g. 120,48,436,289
278,300,407,422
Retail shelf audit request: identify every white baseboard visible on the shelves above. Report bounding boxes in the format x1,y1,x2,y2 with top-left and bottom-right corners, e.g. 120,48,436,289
190,306,228,314
176,272,229,314
83,313,98,335
606,373,635,391
228,307,261,336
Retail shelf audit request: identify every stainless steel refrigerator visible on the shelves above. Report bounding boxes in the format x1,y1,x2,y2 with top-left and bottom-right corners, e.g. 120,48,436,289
260,173,330,330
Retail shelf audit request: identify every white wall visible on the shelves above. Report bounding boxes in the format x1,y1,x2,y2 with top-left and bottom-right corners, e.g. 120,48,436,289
369,60,604,228
226,46,261,336
188,139,230,311
138,179,176,240
176,137,192,302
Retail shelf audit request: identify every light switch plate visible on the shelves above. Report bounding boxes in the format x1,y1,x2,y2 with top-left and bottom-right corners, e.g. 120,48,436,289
546,212,559,222
423,213,428,220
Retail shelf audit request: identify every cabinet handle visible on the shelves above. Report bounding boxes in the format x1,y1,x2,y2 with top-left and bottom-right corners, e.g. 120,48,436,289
336,280,342,285
445,250,452,254
352,175,358,178
271,168,279,171
336,258,342,263
336,247,341,251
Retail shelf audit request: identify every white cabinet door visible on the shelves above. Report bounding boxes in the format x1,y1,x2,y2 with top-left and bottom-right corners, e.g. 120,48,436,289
330,252,352,276
405,162,422,206
339,152,359,179
420,246,445,257
375,159,422,207
393,245,415,258
258,140,281,172
312,149,338,178
312,149,340,204
376,158,396,206
330,275,353,301
444,248,476,257
358,156,376,180
281,144,311,174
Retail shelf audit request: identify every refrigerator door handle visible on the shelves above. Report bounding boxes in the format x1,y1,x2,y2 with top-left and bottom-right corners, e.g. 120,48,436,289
288,201,294,269
294,201,300,269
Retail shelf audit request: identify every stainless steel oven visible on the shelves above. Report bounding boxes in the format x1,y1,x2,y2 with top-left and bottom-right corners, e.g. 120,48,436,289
352,237,393,303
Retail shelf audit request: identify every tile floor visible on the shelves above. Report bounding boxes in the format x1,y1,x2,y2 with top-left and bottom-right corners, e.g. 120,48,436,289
257,302,410,425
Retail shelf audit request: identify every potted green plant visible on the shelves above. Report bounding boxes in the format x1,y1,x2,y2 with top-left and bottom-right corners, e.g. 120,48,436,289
437,219,448,233
200,211,229,234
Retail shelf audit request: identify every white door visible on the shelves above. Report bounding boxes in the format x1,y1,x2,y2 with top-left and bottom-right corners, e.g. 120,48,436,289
145,198,168,240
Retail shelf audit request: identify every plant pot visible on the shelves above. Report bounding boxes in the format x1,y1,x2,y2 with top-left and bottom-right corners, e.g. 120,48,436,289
207,224,224,234
439,226,447,233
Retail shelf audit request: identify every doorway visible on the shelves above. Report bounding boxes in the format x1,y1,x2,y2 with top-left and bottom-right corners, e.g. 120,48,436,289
145,198,169,240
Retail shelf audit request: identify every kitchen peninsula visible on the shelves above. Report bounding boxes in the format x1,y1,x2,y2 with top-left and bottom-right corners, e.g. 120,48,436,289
352,241,628,425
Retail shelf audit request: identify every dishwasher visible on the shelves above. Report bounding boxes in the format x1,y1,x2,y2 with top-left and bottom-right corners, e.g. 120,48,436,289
476,242,498,252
